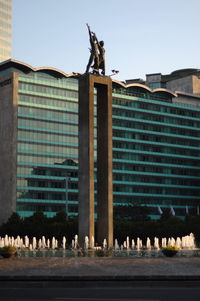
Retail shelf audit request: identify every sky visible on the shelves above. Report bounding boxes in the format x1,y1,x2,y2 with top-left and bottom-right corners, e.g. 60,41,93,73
13,0,200,81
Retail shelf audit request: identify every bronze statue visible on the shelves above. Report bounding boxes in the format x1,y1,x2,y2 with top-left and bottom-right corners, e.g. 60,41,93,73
85,24,105,75
97,40,105,76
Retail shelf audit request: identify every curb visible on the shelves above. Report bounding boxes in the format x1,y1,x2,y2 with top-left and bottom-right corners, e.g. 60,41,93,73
0,275,200,287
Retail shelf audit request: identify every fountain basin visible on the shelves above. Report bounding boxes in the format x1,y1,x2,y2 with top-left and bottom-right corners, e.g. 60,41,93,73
16,248,200,258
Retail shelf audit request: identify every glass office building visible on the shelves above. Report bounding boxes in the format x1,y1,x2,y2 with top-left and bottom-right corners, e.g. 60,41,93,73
0,59,200,223
0,0,12,62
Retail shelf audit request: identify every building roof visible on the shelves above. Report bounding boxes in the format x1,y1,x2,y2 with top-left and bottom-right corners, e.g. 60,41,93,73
0,59,177,98
0,58,81,78
112,78,177,97
161,68,200,82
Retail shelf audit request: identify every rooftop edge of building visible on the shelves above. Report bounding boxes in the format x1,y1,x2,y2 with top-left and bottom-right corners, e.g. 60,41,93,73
0,58,178,99
145,68,200,83
1,59,200,101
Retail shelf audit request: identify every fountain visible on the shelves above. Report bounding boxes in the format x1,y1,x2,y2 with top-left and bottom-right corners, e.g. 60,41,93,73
154,237,160,250
74,235,78,249
146,237,151,250
25,236,29,248
175,237,181,249
126,237,130,250
114,239,119,250
84,236,89,249
103,239,107,249
62,236,66,249
32,237,37,250
161,238,167,248
0,232,198,258
42,236,46,249
52,237,56,249
38,239,42,249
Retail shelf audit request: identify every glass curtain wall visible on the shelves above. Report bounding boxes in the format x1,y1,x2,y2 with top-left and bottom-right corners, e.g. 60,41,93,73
17,73,79,217
16,72,200,218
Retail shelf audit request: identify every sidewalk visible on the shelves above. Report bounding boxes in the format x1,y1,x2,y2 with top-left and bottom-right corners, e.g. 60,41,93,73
0,257,200,280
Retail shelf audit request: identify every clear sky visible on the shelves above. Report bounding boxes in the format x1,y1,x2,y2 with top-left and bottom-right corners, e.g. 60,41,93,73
13,0,200,81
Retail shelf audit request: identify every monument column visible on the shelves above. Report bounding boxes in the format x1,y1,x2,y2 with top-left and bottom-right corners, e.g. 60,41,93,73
78,74,95,248
78,73,113,247
96,80,113,247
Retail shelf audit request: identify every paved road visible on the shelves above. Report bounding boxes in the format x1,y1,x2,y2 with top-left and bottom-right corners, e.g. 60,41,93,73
1,286,200,301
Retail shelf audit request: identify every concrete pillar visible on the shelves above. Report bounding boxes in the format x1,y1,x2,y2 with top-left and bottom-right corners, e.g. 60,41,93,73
96,82,113,247
78,74,95,248
78,73,113,247
0,72,18,225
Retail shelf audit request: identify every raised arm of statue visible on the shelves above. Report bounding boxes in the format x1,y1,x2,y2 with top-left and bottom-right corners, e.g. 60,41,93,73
86,24,97,73
86,23,93,43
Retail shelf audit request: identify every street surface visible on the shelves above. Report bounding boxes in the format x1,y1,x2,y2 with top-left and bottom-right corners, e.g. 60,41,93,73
0,286,200,301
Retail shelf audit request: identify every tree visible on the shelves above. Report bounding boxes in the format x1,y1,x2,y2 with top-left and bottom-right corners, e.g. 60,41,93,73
114,205,150,222
51,211,67,223
23,211,49,238
0,212,23,236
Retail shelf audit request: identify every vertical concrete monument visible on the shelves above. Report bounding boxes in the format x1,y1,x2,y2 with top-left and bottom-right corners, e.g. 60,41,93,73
78,25,113,247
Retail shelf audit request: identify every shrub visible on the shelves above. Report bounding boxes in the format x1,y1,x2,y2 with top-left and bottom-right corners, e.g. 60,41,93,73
162,245,179,257
0,245,17,258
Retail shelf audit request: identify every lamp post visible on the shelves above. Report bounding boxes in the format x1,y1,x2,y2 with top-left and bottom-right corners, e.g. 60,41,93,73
65,176,70,220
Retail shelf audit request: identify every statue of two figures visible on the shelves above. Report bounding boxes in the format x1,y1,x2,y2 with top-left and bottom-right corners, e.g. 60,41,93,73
85,24,105,76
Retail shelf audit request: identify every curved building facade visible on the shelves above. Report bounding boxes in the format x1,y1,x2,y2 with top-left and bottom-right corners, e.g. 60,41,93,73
0,59,200,223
